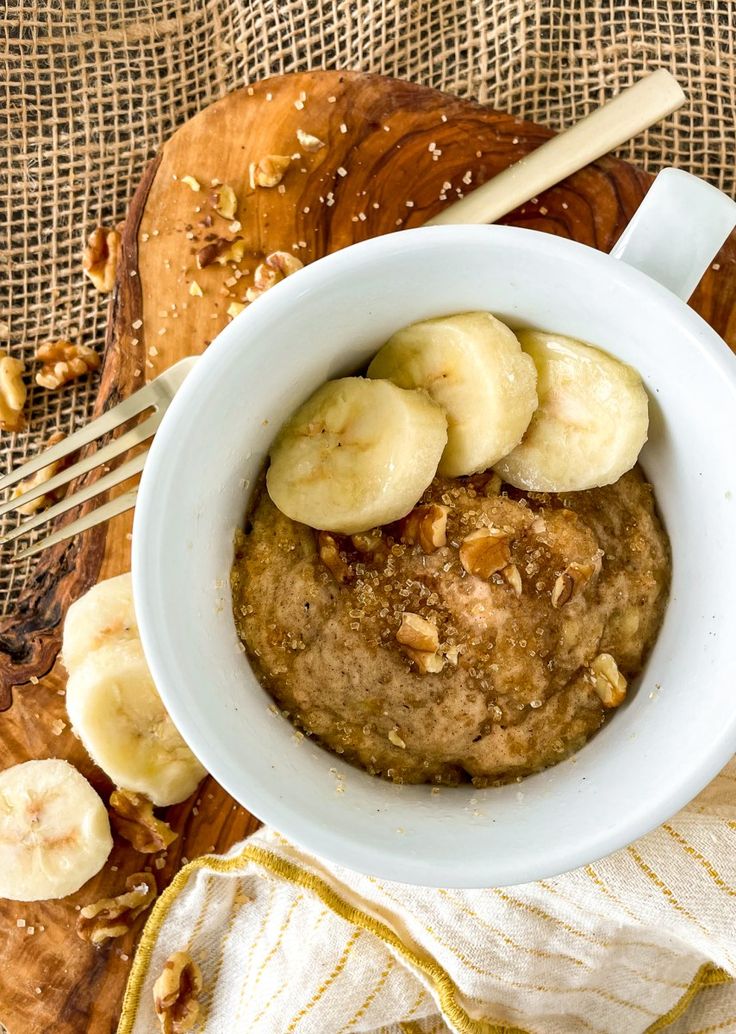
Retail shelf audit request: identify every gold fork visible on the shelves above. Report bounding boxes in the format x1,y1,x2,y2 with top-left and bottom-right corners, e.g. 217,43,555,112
0,357,196,561
0,71,684,561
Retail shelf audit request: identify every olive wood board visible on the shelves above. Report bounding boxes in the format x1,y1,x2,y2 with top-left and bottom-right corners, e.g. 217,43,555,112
1,69,735,1034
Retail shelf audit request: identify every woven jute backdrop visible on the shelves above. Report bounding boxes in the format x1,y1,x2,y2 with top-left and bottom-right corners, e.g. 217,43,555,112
2,0,734,613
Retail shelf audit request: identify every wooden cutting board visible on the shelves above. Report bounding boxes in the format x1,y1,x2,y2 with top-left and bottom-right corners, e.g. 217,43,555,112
1,69,735,1034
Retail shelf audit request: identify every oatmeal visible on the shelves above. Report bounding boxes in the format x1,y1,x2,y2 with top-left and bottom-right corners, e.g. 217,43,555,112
231,467,670,786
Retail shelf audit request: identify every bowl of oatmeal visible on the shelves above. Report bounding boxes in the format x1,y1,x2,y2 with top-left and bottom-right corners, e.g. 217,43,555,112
133,169,736,887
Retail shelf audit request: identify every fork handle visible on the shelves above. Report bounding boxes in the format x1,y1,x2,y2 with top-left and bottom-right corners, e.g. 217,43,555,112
425,69,685,227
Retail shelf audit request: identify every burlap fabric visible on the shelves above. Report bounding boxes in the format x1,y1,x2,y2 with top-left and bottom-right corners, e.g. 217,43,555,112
1,0,734,612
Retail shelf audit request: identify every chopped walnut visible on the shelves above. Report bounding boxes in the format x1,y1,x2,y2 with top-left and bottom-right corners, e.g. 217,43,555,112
11,431,66,514
530,516,547,536
350,529,385,554
388,728,406,749
502,563,522,597
265,251,304,277
551,554,603,608
444,644,460,666
180,175,201,192
551,573,573,608
249,154,291,188
153,950,203,1034
246,251,304,302
196,237,245,269
252,264,280,293
227,301,246,319
0,352,26,431
398,503,448,553
296,128,325,152
188,280,203,297
210,183,237,221
397,612,439,652
109,789,177,854
318,531,351,583
35,340,100,390
459,528,512,579
83,226,121,293
77,872,157,945
397,612,445,673
404,647,445,675
590,653,627,708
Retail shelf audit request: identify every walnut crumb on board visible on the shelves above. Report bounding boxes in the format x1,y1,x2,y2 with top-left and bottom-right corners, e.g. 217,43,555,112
77,873,157,945
109,789,177,853
249,155,291,188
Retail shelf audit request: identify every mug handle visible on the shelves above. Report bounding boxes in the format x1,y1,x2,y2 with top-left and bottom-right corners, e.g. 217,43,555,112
610,168,736,301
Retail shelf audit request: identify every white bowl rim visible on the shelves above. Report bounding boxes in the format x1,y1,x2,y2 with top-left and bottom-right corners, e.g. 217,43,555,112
133,223,736,887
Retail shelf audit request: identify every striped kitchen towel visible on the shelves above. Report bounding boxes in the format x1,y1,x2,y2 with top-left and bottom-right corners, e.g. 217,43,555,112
117,758,736,1034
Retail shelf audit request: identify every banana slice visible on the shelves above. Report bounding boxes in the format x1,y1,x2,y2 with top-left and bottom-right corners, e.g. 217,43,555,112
266,377,447,534
367,312,538,477
63,571,137,674
494,330,649,492
66,640,207,807
0,759,112,901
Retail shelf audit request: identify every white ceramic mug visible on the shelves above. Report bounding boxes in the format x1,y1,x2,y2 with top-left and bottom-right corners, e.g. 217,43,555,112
133,168,736,888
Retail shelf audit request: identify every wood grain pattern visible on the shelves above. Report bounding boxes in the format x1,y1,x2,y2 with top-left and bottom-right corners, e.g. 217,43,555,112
1,69,735,1034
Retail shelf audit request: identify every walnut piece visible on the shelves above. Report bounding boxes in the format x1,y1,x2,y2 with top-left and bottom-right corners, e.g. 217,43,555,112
459,528,512,579
265,251,304,277
318,531,351,583
35,340,100,390
210,183,237,221
180,175,201,192
398,503,448,553
0,352,26,431
397,612,440,652
388,728,406,749
227,301,246,319
83,226,121,293
109,789,177,854
252,264,280,293
404,647,445,675
153,950,203,1034
502,563,522,597
296,128,325,152
249,154,291,188
11,431,66,514
589,653,628,708
77,872,157,945
246,251,304,302
551,554,603,608
350,529,386,555
196,237,245,269
397,612,445,674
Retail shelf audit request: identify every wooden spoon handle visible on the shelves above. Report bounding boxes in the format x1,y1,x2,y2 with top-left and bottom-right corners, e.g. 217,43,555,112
426,69,685,226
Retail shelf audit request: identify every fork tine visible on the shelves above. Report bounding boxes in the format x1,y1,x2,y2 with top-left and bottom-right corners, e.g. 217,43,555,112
0,410,161,518
11,489,139,562
1,451,147,544
0,356,197,495
0,384,152,494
